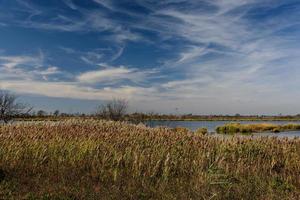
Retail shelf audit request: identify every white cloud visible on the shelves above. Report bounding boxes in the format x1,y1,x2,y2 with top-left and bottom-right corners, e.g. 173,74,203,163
0,54,150,101
36,66,61,75
62,0,78,10
11,3,143,46
78,66,132,83
0,79,157,101
0,56,40,69
0,53,158,103
92,0,115,11
0,53,64,82
60,46,124,65
77,65,155,84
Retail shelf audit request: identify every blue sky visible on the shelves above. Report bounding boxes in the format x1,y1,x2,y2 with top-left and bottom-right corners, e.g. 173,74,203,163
0,0,300,114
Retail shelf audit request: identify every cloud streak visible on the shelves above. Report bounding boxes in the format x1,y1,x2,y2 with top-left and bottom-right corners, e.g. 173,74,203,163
77,65,156,84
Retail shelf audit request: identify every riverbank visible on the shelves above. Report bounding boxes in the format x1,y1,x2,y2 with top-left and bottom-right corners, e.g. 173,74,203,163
0,120,299,199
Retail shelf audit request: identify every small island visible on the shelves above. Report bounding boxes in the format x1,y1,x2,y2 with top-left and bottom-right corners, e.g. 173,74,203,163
216,123,300,135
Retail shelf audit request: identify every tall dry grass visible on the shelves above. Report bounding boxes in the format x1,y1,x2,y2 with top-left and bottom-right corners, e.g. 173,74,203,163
0,120,299,199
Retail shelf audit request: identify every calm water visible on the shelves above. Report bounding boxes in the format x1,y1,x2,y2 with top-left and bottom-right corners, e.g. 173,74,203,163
146,120,300,138
1,120,300,138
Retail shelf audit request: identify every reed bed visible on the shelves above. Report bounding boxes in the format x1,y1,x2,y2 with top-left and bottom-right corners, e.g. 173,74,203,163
0,120,299,199
216,123,300,135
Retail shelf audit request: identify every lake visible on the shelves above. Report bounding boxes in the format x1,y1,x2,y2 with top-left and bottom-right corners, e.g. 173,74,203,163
2,120,300,138
145,120,300,138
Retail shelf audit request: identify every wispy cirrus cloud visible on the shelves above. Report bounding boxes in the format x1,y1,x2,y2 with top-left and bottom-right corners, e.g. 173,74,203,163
77,65,156,84
0,55,40,69
0,80,154,101
59,45,124,65
0,51,158,102
0,52,63,82
5,0,143,45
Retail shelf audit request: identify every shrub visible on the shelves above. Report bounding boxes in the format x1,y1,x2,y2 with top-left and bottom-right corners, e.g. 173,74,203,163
194,127,208,136
172,126,191,134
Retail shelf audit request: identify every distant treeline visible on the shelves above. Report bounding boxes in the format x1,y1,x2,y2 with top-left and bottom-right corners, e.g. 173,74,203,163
15,112,300,122
1,90,300,122
126,113,300,121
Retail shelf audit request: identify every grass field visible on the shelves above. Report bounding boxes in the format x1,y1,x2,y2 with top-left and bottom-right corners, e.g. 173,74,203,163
0,120,299,199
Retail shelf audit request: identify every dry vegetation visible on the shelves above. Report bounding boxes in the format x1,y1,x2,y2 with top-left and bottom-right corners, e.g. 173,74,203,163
216,123,300,135
0,120,299,199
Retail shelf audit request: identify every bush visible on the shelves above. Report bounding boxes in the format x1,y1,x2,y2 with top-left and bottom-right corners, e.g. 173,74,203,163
194,127,208,135
172,126,191,134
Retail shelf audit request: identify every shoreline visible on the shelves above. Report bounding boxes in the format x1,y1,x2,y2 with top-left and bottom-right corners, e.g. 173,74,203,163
12,117,300,122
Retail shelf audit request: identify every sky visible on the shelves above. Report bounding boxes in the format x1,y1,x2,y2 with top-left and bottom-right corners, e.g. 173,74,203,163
0,0,300,115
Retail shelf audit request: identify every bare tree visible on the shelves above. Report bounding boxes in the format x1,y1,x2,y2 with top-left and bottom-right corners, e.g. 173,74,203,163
37,110,47,117
96,98,128,121
0,90,32,123
53,110,60,117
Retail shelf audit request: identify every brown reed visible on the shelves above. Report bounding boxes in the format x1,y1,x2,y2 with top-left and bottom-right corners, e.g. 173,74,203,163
0,120,299,199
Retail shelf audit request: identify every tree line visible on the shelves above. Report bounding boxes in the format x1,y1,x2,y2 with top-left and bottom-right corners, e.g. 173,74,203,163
2,89,300,124
0,90,129,123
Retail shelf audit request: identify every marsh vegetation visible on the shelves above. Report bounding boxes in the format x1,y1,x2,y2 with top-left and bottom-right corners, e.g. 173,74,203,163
216,123,300,135
0,120,299,199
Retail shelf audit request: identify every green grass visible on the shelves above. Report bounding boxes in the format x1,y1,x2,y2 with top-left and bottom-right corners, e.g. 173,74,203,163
216,123,300,135
0,120,299,199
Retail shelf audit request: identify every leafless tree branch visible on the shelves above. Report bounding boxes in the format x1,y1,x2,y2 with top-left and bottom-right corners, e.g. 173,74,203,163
0,90,32,123
96,98,128,121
